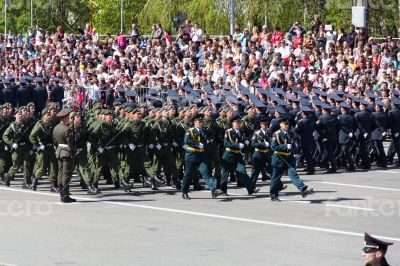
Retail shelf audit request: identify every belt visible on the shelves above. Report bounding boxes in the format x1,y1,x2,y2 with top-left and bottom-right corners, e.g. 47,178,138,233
162,143,169,147
19,142,26,146
209,138,214,143
225,148,240,154
105,146,115,150
58,144,69,148
76,148,83,153
187,146,204,152
255,148,268,153
275,151,292,156
137,144,143,148
45,143,54,147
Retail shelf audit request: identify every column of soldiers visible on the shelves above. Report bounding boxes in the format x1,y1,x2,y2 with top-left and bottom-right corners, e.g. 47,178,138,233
1,87,400,202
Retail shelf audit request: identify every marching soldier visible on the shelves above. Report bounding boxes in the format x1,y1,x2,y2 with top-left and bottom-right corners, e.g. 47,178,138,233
181,114,223,199
250,118,272,190
151,107,181,190
355,100,373,169
270,119,314,201
1,107,30,187
53,108,76,203
317,103,338,173
0,105,12,182
29,108,58,192
295,106,316,175
362,233,393,266
388,97,400,166
371,99,389,168
70,110,97,194
90,109,131,192
221,116,260,196
337,102,356,171
202,106,222,188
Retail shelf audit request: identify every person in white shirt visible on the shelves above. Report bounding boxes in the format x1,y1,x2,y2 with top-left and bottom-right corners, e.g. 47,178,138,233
191,23,203,43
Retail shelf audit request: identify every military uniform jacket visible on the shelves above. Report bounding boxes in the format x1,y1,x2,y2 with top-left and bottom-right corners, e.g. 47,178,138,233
224,128,247,156
2,121,29,147
371,111,389,141
295,116,315,147
355,110,373,139
152,119,174,147
271,129,297,168
53,121,76,159
317,114,338,143
29,120,55,152
338,112,355,144
91,121,119,148
184,127,207,162
388,107,400,138
202,117,218,146
72,124,88,154
251,129,271,156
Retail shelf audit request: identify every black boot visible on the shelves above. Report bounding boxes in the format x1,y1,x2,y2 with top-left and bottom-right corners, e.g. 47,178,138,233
63,186,76,203
59,184,65,203
50,180,59,193
80,178,87,189
142,176,152,187
173,177,181,190
3,173,11,187
93,182,101,193
114,179,121,189
31,177,38,191
22,176,32,189
154,175,165,185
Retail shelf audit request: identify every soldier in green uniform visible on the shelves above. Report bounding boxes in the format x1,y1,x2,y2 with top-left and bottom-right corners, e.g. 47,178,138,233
202,106,222,188
1,107,31,187
221,116,260,196
239,105,256,186
24,102,38,186
70,110,97,194
53,108,77,203
0,105,12,183
90,109,131,192
269,119,314,201
29,108,58,192
151,107,181,190
181,114,223,199
123,108,166,189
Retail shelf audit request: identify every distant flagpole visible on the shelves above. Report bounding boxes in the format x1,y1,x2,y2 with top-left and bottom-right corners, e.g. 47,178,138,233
31,0,33,28
4,0,7,37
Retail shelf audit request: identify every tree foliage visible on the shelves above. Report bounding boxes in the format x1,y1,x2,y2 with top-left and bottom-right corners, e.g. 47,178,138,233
0,0,398,36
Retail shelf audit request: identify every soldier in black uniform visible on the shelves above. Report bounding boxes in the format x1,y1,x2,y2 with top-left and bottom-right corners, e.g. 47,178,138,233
355,100,373,169
33,77,48,114
317,103,338,173
337,102,356,171
17,78,33,107
371,99,389,168
49,77,64,107
295,106,316,174
3,78,17,108
388,97,400,166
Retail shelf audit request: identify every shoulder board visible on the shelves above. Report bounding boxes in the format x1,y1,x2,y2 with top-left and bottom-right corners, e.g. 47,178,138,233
255,130,261,134
227,128,233,132
274,130,281,135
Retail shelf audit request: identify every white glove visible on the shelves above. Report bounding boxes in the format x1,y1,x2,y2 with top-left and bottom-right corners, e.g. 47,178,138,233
172,141,178,147
395,133,399,138
382,132,387,137
182,144,188,150
39,143,45,150
198,143,204,149
119,144,124,149
87,142,91,151
363,133,368,138
156,144,162,150
98,147,104,154
129,143,135,151
313,132,317,137
244,140,250,145
322,138,327,142
29,150,34,155
148,144,154,149
238,143,244,149
287,144,292,150
348,133,353,138
264,141,270,147
12,143,18,150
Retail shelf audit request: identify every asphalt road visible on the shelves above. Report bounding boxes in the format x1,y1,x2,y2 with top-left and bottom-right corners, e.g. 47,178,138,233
0,166,399,266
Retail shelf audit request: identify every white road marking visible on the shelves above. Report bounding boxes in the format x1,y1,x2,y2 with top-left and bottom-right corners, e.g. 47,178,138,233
309,181,400,192
0,186,397,242
324,204,374,211
376,170,400,174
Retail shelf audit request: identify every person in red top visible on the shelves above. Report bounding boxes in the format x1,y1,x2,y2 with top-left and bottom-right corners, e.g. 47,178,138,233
117,32,126,49
271,26,283,46
293,33,303,49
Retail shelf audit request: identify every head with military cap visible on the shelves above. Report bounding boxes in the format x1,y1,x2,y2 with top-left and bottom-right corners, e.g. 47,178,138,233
362,232,393,265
